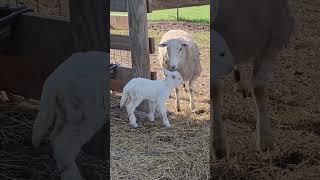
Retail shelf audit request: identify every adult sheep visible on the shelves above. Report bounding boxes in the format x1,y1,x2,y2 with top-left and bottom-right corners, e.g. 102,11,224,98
158,30,202,112
211,0,294,160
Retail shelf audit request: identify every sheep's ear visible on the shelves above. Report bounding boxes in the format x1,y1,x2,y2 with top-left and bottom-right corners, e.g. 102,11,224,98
158,42,167,47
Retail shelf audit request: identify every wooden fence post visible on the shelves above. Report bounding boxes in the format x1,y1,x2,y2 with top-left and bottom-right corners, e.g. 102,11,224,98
68,0,109,179
128,0,151,112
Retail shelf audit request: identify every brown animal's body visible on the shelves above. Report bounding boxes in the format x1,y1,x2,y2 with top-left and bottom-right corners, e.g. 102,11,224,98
211,0,294,160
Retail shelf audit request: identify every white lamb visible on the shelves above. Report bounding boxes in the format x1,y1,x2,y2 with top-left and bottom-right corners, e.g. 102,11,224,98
158,30,202,112
32,51,108,180
120,69,183,128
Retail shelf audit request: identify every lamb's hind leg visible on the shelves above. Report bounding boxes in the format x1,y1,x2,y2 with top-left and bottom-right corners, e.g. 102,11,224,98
126,99,142,128
253,58,273,152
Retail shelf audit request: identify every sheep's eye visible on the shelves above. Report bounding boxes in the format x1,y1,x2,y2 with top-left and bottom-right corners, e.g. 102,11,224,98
172,75,176,79
219,51,226,57
165,60,168,64
178,78,181,80
179,47,183,52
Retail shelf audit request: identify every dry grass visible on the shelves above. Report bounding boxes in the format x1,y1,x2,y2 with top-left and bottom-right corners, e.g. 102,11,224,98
110,23,210,179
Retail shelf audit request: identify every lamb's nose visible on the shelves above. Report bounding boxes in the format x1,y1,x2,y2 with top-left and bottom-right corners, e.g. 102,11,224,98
170,65,176,70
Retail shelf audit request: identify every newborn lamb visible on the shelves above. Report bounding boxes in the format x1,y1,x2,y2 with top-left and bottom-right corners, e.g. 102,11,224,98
120,69,183,128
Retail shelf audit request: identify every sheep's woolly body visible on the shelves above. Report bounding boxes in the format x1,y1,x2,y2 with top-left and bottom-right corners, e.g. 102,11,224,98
158,30,202,111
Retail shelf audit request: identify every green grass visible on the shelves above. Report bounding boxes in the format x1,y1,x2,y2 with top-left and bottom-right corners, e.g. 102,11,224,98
111,5,210,24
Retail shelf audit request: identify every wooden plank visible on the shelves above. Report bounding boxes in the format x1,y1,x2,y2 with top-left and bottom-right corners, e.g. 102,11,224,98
151,0,210,11
110,14,128,30
0,55,61,99
111,66,157,92
68,0,108,179
128,0,151,112
110,0,152,13
111,34,155,54
69,0,109,52
110,0,128,12
7,13,72,61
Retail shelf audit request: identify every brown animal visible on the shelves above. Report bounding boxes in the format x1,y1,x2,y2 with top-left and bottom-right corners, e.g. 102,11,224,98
211,0,295,159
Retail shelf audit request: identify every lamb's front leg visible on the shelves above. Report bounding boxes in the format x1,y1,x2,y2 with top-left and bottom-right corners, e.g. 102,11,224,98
158,103,171,128
175,87,181,112
148,101,157,122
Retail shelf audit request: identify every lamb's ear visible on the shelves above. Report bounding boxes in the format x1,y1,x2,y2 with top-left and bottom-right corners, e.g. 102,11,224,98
163,68,170,77
158,42,167,47
182,43,189,47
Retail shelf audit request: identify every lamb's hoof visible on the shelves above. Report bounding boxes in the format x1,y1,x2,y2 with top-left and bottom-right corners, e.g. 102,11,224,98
164,123,172,128
130,123,139,128
176,108,181,112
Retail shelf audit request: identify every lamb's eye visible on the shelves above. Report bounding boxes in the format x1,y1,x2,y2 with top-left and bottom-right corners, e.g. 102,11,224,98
178,78,181,80
165,60,168,64
179,47,183,52
172,75,176,79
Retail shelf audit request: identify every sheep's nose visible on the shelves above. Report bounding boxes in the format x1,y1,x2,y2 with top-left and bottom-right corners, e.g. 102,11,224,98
170,65,176,70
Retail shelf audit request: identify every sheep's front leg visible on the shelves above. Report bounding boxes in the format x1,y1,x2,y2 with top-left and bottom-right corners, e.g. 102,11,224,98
189,79,196,111
211,29,235,160
148,101,157,122
253,59,273,152
158,103,171,128
175,87,181,112
211,78,227,159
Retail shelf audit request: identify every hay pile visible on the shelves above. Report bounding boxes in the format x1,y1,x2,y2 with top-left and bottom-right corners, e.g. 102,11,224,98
0,93,107,179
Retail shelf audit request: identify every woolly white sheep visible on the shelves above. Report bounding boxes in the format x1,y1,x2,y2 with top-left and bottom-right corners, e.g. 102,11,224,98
32,51,108,180
120,69,183,128
158,30,202,112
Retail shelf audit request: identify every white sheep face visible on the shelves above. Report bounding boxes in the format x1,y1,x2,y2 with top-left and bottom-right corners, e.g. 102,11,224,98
159,39,189,71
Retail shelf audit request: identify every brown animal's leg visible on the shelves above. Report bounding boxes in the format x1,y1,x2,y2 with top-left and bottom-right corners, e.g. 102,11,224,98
175,87,181,112
211,78,227,159
253,59,273,152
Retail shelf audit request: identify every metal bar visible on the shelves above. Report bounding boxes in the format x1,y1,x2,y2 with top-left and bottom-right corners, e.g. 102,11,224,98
0,7,33,25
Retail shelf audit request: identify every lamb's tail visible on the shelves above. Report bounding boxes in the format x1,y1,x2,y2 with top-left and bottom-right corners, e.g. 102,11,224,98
32,81,56,148
120,91,130,109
